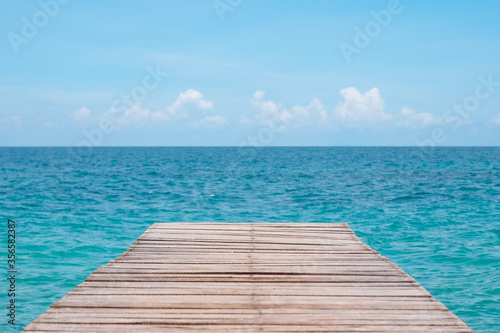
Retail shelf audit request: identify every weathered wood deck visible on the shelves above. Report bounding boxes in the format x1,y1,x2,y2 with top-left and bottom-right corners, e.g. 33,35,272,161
25,223,473,332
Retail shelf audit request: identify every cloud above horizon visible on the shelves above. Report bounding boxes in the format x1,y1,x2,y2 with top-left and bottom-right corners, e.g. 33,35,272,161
399,107,442,128
333,87,392,125
246,88,442,131
68,89,224,130
249,90,326,129
152,89,214,121
57,86,484,138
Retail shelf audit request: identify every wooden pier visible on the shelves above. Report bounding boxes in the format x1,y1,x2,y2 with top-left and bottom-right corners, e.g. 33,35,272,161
25,223,473,332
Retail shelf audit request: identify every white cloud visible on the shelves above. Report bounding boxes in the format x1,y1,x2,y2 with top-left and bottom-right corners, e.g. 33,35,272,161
71,89,222,130
250,91,325,128
250,90,282,125
67,107,94,128
91,104,145,129
311,98,328,124
169,89,213,115
153,89,214,121
104,103,151,127
246,88,447,131
69,107,92,123
190,115,226,128
399,107,442,128
492,114,500,125
334,87,392,124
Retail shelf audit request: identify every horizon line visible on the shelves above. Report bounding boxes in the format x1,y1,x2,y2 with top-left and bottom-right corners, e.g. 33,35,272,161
1,145,499,148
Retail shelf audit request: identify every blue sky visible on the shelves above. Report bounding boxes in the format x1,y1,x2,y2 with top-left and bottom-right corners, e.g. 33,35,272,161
1,0,499,146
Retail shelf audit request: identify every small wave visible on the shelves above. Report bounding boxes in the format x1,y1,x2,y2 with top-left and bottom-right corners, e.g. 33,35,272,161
389,195,420,202
457,186,480,192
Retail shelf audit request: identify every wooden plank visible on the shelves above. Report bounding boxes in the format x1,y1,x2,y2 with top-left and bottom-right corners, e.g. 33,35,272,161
32,313,466,325
42,307,455,315
78,281,424,288
84,275,417,283
24,323,474,333
24,222,473,332
104,262,398,267
94,266,406,274
68,287,431,297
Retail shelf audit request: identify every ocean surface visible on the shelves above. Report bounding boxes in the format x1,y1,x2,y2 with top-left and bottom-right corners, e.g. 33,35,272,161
0,147,499,332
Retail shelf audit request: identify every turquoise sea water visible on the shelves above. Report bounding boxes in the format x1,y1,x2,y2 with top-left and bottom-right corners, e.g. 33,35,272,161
1,147,499,332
